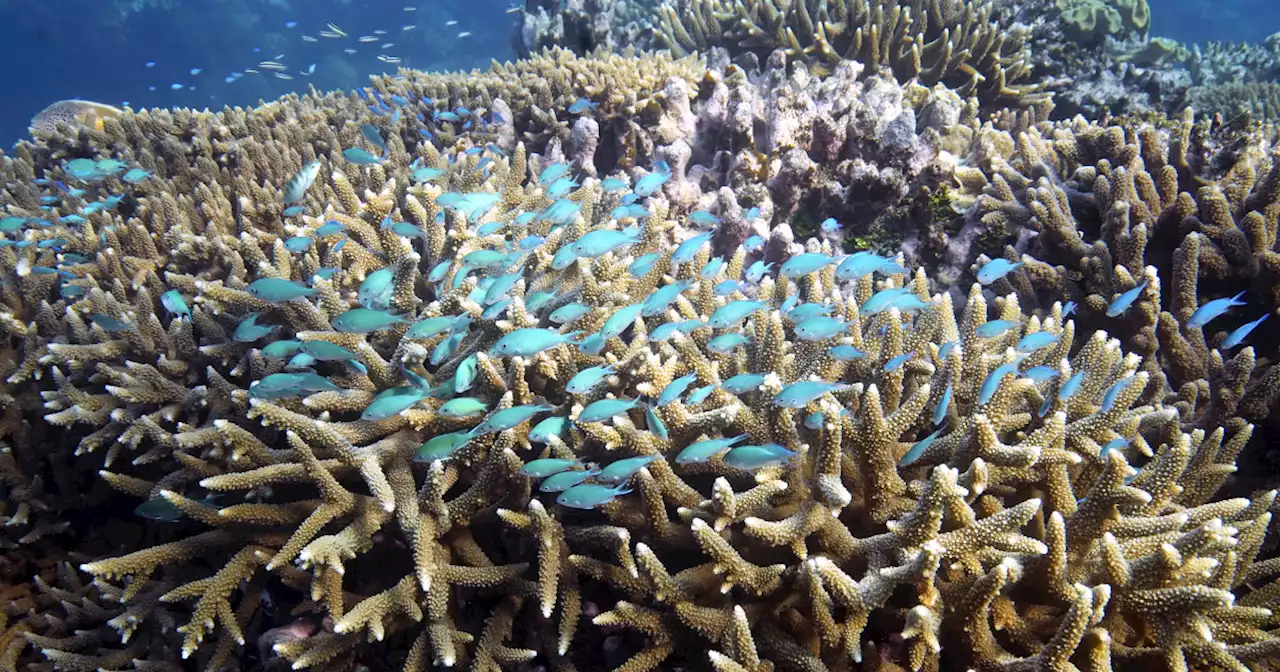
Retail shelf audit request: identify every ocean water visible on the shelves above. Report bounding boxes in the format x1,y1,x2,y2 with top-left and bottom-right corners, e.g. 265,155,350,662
1,0,1278,144
0,0,515,143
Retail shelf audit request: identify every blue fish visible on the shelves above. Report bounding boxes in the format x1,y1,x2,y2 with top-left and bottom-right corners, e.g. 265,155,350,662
566,364,616,394
361,124,387,152
671,232,712,264
629,253,660,278
820,217,841,233
774,380,849,408
686,384,717,405
979,358,1025,405
247,277,316,303
1100,374,1136,413
1099,437,1127,457
744,235,764,252
676,434,746,465
567,98,599,114
722,373,766,394
794,316,848,341
1222,314,1268,349
933,384,952,425
645,405,668,440
1187,291,1247,329
723,443,796,470
578,398,640,423
900,428,945,466
284,236,312,252
779,253,835,279
977,258,1023,285
1016,332,1059,353
884,353,913,371
557,482,631,509
91,313,133,333
708,300,767,329
1022,366,1058,382
715,280,744,296
601,177,629,192
707,333,749,353
829,344,866,361
1059,371,1085,401
491,328,583,357
596,455,658,484
342,147,383,165
975,320,1019,339
657,373,698,407
745,260,774,283
234,313,278,342
1105,281,1148,317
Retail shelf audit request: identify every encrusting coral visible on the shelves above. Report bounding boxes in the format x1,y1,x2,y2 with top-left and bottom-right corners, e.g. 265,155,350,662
1,47,1280,672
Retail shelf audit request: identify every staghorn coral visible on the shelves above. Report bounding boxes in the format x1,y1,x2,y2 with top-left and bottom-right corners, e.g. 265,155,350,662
1,48,1279,672
652,0,1042,107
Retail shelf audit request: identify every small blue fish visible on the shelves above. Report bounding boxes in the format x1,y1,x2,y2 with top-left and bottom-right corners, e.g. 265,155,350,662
529,416,570,444
1222,314,1268,349
596,455,658,484
601,303,645,340
708,333,749,353
688,210,720,227
629,253,660,278
714,280,743,296
547,177,579,199
470,404,554,436
1100,374,1136,413
722,372,766,395
601,177,629,192
745,260,773,283
1022,366,1058,382
640,281,692,318
362,386,428,420
405,316,453,340
91,314,132,332
671,232,712,264
933,384,952,426
632,170,670,198
702,257,725,279
657,373,698,407
884,353,913,371
557,482,632,509
342,147,383,165
567,364,616,394
358,267,395,310
282,205,307,217
331,308,409,333
937,341,957,360
414,431,472,462
578,398,640,423
794,316,848,341
1105,281,1148,317
284,236,312,252
1099,437,1127,457
234,313,278,342
160,290,190,318
1188,291,1248,329
820,217,841,233
774,380,848,408
979,358,1025,405
538,163,571,185
315,221,346,237
900,428,945,466
786,303,833,322
550,303,592,325
540,468,599,493
744,235,764,252
1016,332,1059,353
577,332,608,355
975,320,1019,339
520,458,580,478
860,288,913,315
571,229,641,258
247,277,316,303
686,384,717,405
645,405,668,440
568,98,599,114
708,300,768,329
439,397,489,418
977,259,1023,285
1062,301,1078,317
723,443,796,470
122,168,151,182
360,124,386,152
491,328,583,357
676,435,746,465
829,344,866,361
1059,371,1086,400
779,253,835,279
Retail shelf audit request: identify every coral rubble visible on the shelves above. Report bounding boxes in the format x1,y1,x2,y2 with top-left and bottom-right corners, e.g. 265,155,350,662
1,45,1279,672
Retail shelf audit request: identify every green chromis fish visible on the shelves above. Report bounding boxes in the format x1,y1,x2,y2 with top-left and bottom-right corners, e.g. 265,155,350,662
707,300,768,329
343,147,383,164
976,258,1023,285
539,467,599,493
469,403,553,436
675,434,746,464
569,229,641,258
160,289,190,318
331,308,408,333
549,302,591,324
723,443,797,470
773,380,849,408
249,372,340,399
490,328,584,357
520,457,580,478
556,482,631,509
645,405,668,440
247,277,316,303
439,397,489,418
899,427,945,466
640,281,692,317
577,398,641,423
414,431,472,462
779,253,835,278
358,267,395,310
595,455,659,484
90,313,133,332
978,357,1026,405
529,416,570,443
298,340,361,362
261,339,303,359
405,316,454,339
362,386,428,420
1105,281,1148,317
453,354,479,393
234,313,278,342
600,303,645,340
722,373,767,395
656,373,697,407
566,364,616,394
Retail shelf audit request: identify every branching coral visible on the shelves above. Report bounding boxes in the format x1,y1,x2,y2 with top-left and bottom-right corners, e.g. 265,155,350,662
1,47,1279,672
652,0,1041,106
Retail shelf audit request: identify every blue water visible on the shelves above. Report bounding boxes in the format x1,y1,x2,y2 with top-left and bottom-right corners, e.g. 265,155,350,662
0,0,515,143
0,0,1277,144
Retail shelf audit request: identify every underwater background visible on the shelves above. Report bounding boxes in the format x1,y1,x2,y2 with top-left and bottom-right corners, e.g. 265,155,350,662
1,0,517,144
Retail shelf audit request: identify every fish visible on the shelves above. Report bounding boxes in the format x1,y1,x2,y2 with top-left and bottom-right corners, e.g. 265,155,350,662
723,443,796,470
794,316,849,341
453,354,479,393
601,177,629,192
715,280,744,296
1059,371,1086,400
744,235,764,252
160,290,190,318
978,358,1025,405
357,267,395,310
884,353,913,371
977,258,1023,285
860,288,913,315
342,148,383,164
1016,332,1060,353
91,313,133,332
820,217,841,233
601,304,645,340
362,386,428,420
570,229,641,258
937,341,957,360
520,458,580,478
470,404,554,436
774,380,849,408
1222,314,1268,349
298,340,361,362
686,384,717,405
261,340,303,359
360,124,386,152
780,253,836,278
688,210,720,227
247,277,316,303
550,303,591,325
640,281,693,318
283,160,321,204
596,455,659,483
708,300,768,329
829,344,866,361
122,168,152,183
745,260,773,283
529,416,569,444
547,177,579,198
578,398,641,423
1099,374,1135,413
568,98,599,114
556,482,631,509
900,428,945,466
671,232,712,264
645,405,668,440
284,236,312,252
785,303,833,323
491,328,584,357
975,319,1019,338
540,468,599,493
567,364,616,394
676,434,747,464
1105,281,1148,317
439,397,489,418
933,384,952,425
331,308,409,333
405,316,453,340
1187,291,1247,329
657,374,698,407
722,373,767,394
707,333,749,353
1022,366,1058,382
234,313,278,342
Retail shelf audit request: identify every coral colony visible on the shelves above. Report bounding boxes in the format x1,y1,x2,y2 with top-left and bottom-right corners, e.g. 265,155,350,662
3,1,1280,671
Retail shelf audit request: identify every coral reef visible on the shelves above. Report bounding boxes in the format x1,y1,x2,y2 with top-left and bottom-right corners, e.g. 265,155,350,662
1,46,1280,672
1053,0,1149,45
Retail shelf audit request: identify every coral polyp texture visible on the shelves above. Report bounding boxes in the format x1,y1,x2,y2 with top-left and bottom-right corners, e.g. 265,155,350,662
1,48,1280,672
